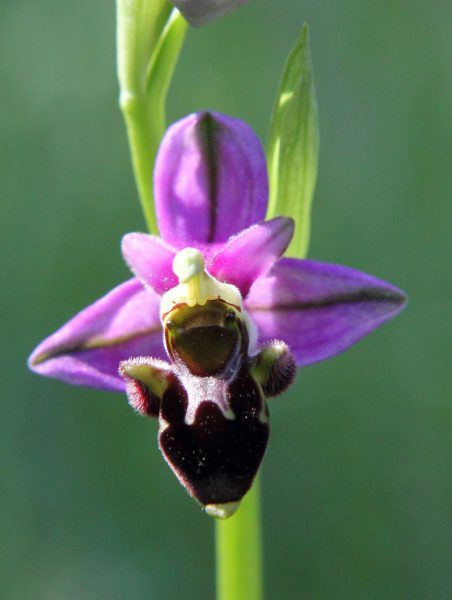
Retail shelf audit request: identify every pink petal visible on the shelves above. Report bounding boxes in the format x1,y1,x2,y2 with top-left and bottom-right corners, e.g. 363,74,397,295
209,218,294,296
121,233,178,294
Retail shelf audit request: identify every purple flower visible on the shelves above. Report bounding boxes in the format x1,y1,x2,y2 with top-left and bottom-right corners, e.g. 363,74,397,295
172,0,249,27
29,112,406,518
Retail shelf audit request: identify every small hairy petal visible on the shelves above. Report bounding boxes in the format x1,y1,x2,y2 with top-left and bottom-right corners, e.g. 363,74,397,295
245,258,407,366
172,0,249,27
121,233,178,294
154,112,268,247
120,356,173,417
209,217,294,296
28,279,165,391
251,340,297,398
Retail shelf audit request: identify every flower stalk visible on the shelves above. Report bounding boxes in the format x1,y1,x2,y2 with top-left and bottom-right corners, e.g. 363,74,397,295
215,478,263,600
116,0,187,233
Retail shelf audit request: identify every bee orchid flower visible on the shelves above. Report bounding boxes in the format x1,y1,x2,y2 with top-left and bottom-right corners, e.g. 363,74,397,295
29,112,406,518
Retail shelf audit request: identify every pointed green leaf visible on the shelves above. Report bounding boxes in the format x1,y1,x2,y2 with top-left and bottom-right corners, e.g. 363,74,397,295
147,10,188,137
266,24,319,259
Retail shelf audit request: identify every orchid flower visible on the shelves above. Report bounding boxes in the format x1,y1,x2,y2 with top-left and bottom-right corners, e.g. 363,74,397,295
28,111,406,518
172,0,248,27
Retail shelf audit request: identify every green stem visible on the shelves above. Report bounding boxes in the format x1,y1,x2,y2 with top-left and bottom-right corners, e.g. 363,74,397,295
116,1,186,233
119,92,162,233
215,477,263,600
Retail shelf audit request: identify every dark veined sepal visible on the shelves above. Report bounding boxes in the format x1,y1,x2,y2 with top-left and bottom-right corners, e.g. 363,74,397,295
251,340,297,398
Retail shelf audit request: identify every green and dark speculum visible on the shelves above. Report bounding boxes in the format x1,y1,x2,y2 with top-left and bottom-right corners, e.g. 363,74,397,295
165,301,242,377
121,299,295,508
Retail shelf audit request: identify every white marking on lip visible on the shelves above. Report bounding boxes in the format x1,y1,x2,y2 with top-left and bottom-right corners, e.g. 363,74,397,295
174,364,236,426
159,417,170,432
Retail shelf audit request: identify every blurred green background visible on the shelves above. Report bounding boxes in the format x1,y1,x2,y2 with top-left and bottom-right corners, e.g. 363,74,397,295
1,1,451,598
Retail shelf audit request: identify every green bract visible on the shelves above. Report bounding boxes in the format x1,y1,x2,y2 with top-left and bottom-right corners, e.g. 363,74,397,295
267,24,319,259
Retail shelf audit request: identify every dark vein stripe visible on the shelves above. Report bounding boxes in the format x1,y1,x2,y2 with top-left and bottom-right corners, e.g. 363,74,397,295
248,288,406,313
31,325,162,365
198,113,218,243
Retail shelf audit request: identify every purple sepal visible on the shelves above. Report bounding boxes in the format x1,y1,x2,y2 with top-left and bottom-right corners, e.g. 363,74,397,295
28,279,165,391
245,258,407,367
154,112,268,248
209,217,294,295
